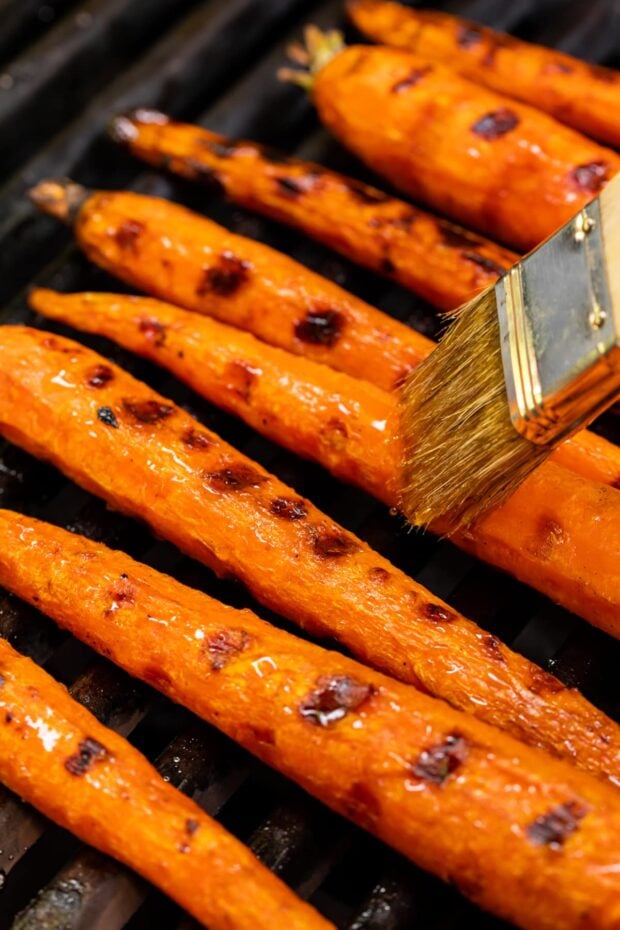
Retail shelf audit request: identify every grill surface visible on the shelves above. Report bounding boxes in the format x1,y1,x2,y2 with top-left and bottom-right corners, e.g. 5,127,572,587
1,1,619,927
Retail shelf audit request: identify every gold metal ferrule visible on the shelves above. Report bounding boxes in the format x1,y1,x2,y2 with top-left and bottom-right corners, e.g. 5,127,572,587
495,195,620,445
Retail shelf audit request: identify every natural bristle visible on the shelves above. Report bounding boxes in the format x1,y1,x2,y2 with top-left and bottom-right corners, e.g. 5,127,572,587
399,286,549,532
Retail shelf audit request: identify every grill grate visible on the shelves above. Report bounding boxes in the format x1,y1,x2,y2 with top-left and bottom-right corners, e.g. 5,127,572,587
1,1,619,927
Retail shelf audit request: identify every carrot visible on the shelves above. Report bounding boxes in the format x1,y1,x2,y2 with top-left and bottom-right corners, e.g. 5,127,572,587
3,512,620,930
0,325,618,787
26,186,620,492
281,31,620,250
0,637,331,930
348,1,620,149
29,288,620,637
109,109,518,311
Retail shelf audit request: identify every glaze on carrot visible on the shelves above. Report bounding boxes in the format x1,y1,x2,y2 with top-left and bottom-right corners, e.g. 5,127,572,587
0,637,331,930
110,109,518,311
25,185,620,492
2,512,620,930
348,1,620,148
28,289,620,637
0,325,618,787
289,37,620,250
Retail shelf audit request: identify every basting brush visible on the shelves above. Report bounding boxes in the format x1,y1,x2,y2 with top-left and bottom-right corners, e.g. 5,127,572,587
400,174,620,531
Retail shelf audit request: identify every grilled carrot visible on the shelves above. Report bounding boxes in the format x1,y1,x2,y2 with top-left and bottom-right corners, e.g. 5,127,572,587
110,109,518,311
0,325,619,786
0,637,331,930
348,1,620,148
281,31,620,250
28,289,620,637
2,513,620,930
26,186,620,492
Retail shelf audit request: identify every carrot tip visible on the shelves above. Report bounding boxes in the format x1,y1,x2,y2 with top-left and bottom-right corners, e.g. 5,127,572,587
28,179,88,225
108,108,170,145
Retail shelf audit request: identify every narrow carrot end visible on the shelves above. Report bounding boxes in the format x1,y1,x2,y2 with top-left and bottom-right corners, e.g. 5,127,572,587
28,179,88,226
278,24,345,92
108,108,170,146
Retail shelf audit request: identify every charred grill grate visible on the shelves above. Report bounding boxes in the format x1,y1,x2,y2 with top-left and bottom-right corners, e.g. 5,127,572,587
0,0,619,927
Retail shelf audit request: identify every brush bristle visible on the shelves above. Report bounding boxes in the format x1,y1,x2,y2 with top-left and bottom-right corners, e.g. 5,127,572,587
399,286,549,531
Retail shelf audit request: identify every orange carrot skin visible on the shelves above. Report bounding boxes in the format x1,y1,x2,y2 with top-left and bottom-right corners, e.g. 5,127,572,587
348,1,620,148
0,638,330,930
112,110,518,311
311,44,620,250
0,326,619,787
3,513,620,930
74,189,432,391
29,290,620,638
51,189,620,490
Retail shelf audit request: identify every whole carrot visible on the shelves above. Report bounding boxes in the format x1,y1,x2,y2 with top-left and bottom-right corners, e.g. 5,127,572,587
110,109,517,311
0,325,619,786
348,1,620,148
281,29,620,250
29,288,620,637
0,637,331,930
26,186,620,492
2,512,620,930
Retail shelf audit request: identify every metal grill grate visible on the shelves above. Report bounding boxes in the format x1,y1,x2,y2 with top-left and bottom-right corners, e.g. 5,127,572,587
1,1,619,927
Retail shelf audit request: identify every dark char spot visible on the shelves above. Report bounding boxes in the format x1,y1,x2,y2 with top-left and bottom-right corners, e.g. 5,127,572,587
186,818,199,836
204,464,267,492
97,406,118,429
461,251,507,276
249,725,276,745
275,174,321,197
527,801,587,847
138,317,167,347
483,633,505,663
471,108,520,139
411,734,468,785
197,251,251,297
369,566,390,583
270,497,308,520
440,224,483,249
570,161,609,193
122,398,174,424
392,67,432,93
543,60,574,75
5,711,13,724
182,428,213,450
87,365,114,388
529,667,565,696
115,219,144,252
0,673,5,688
200,138,239,158
347,179,392,205
423,602,456,623
312,528,360,559
294,308,344,347
65,737,108,776
206,629,252,671
300,675,374,727
458,23,483,48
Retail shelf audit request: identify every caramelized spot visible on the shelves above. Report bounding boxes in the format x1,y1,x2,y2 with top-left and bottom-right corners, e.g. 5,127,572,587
423,602,456,623
65,737,108,776
115,219,144,252
204,464,267,492
347,180,391,205
570,161,609,193
346,781,381,828
225,359,259,402
534,517,566,560
369,566,390,583
392,67,432,93
197,251,251,297
87,364,114,388
321,416,348,451
529,666,565,696
471,108,519,139
440,225,483,249
411,734,468,784
143,665,173,691
138,317,167,347
527,801,587,847
206,629,252,670
106,575,136,613
300,675,374,726
458,23,483,48
186,818,199,836
182,428,213,450
270,496,308,520
312,528,360,559
249,725,276,745
275,174,321,197
543,60,574,75
5,711,13,724
483,633,505,663
123,398,174,424
294,308,344,347
97,406,118,429
461,251,507,276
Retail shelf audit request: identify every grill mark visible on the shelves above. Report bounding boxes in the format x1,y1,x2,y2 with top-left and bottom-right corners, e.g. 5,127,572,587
311,528,361,559
529,667,565,695
300,675,374,726
294,308,344,347
97,406,118,428
275,174,321,197
369,566,390,583
197,251,251,297
543,60,574,75
65,737,108,776
458,23,483,48
471,108,520,139
411,734,468,784
368,211,417,231
199,138,239,158
461,251,507,276
115,219,144,252
205,629,252,671
138,318,167,347
270,497,308,520
423,602,456,623
347,179,392,205
527,801,587,847
122,399,175,424
143,665,173,691
483,633,506,663
392,67,432,93
203,464,267,492
182,428,213,450
570,161,609,193
87,365,114,388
